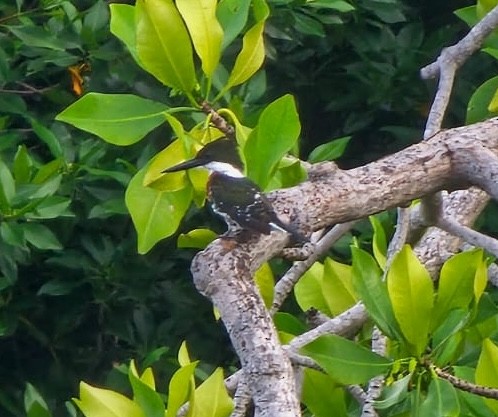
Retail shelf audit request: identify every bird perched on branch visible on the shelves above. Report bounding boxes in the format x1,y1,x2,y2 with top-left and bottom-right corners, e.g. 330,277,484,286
163,138,305,244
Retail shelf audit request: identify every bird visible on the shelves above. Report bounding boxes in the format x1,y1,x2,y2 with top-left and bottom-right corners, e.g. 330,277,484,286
163,138,305,243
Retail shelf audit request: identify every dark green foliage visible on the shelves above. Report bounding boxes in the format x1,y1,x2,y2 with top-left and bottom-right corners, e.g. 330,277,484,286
0,0,494,416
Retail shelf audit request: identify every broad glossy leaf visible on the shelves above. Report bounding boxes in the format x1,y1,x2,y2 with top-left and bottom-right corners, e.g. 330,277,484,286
22,223,62,250
216,0,252,49
351,247,403,341
374,373,411,410
8,25,75,51
177,0,223,78
467,75,498,124
322,258,356,315
476,339,498,414
387,245,433,356
294,262,331,315
432,250,484,331
306,0,355,11
192,368,233,417
56,93,168,145
136,0,196,92
110,4,142,66
0,158,15,209
370,216,387,270
13,145,32,184
126,167,193,254
254,262,274,309
244,95,301,188
221,0,269,94
0,222,25,248
24,383,51,417
166,362,198,417
177,229,217,249
307,136,351,163
301,334,392,385
144,139,189,190
129,369,164,417
301,368,347,417
74,382,145,417
417,378,459,417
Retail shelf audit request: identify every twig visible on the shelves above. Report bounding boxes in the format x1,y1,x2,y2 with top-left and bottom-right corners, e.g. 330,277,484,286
432,364,498,399
200,101,235,139
270,221,358,315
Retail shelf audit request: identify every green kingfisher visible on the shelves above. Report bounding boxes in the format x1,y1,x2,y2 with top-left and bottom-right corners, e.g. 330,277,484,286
163,138,305,243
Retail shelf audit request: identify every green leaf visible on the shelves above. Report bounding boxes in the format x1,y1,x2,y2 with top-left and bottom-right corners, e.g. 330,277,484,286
307,136,351,163
8,25,77,51
254,262,274,309
129,371,165,417
166,362,198,417
13,145,32,184
110,4,142,67
22,223,62,250
301,368,347,417
0,222,26,248
24,383,51,417
466,75,498,124
136,0,196,92
301,334,392,385
387,245,433,356
294,262,331,315
177,229,217,249
374,373,411,409
74,382,146,417
476,339,498,414
176,0,223,78
126,166,193,254
305,0,355,12
322,257,356,315
351,247,403,341
220,0,269,94
144,139,189,190
432,250,484,331
417,378,460,417
0,158,15,210
216,0,252,49
56,93,168,146
37,279,81,296
244,94,301,188
192,368,233,417
370,216,387,270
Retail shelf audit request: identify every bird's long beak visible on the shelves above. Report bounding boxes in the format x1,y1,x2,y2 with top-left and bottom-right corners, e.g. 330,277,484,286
162,158,205,173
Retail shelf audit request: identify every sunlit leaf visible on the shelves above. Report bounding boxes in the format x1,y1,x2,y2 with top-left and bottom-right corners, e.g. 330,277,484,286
136,0,196,92
417,378,459,417
301,334,392,385
177,0,223,78
244,94,301,188
192,368,233,417
74,382,145,417
56,93,168,145
126,167,193,254
476,339,498,414
387,245,433,356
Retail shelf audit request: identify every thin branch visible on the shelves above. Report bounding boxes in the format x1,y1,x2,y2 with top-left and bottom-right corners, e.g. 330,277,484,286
271,222,357,315
289,303,368,350
437,216,498,258
200,101,235,139
231,379,252,417
432,364,498,399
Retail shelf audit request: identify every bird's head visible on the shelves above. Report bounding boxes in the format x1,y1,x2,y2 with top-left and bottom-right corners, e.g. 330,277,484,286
163,138,244,178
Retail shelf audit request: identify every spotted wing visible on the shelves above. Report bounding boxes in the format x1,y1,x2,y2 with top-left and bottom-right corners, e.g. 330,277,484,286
208,175,278,235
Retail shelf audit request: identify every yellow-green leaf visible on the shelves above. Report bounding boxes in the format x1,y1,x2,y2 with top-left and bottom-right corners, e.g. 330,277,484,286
254,262,274,309
178,341,191,367
136,0,196,92
176,0,223,78
74,382,145,417
476,339,498,414
322,257,356,315
126,167,193,254
387,245,433,356
192,368,233,417
177,228,217,249
220,1,269,95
